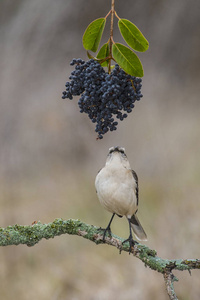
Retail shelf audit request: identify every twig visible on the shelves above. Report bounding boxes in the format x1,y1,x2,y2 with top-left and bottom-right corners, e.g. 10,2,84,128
108,0,115,73
163,271,178,300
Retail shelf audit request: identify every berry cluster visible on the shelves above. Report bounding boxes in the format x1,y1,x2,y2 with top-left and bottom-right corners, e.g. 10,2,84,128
62,59,143,139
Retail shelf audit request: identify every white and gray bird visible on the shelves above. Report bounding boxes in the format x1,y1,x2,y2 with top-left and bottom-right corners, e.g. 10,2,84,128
95,146,147,250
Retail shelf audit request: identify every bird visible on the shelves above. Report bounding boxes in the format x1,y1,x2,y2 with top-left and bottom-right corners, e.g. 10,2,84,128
95,146,147,251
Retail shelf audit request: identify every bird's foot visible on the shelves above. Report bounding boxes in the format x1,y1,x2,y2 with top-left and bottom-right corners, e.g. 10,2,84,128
121,235,138,254
97,226,112,242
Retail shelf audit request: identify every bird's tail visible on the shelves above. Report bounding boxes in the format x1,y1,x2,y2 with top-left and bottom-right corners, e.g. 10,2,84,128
130,214,147,241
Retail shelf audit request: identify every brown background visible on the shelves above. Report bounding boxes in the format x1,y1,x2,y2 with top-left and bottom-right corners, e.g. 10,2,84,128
0,0,200,299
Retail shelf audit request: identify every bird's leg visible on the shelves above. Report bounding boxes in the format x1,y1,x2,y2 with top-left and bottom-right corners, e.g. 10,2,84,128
122,218,137,254
99,213,115,242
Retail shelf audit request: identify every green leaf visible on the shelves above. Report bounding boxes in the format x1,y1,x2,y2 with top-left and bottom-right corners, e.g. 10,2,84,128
112,43,144,77
118,19,149,52
96,43,109,66
87,51,95,60
83,18,106,52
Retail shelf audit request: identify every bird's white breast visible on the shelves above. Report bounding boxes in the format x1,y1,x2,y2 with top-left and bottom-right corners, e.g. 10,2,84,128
95,163,137,218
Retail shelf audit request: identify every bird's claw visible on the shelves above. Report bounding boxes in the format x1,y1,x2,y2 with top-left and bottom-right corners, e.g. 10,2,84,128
121,236,138,254
97,227,112,242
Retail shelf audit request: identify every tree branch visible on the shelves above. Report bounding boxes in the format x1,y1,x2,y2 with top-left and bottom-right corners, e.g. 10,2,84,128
163,270,178,300
1,218,200,299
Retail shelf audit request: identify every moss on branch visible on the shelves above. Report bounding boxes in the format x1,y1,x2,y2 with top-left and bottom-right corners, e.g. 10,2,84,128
0,218,199,276
1,218,200,299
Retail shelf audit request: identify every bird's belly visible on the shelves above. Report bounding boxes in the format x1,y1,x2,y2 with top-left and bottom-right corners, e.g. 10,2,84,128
97,179,137,217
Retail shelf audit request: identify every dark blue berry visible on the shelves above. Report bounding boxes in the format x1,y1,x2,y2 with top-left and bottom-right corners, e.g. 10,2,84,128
62,59,143,139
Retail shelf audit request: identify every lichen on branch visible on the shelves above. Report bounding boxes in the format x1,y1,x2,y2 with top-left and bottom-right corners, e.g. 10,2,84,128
1,218,200,299
0,218,198,271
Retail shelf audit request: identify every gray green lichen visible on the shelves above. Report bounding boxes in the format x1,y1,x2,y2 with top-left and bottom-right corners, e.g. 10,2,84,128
0,218,199,275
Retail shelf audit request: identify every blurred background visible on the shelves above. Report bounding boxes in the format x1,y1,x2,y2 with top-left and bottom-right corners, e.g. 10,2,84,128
0,0,200,299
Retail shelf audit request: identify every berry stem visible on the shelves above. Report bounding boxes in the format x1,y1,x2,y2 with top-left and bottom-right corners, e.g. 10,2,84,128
114,10,121,20
105,10,111,19
108,0,115,73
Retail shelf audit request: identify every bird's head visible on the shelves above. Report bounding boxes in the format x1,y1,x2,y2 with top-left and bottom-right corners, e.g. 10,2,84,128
106,146,130,168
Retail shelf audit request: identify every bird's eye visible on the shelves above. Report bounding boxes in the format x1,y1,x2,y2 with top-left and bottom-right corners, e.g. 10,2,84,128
119,149,126,157
119,149,125,154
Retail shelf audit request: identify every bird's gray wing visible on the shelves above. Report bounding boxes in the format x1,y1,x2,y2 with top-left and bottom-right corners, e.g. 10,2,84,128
132,170,139,206
95,168,102,193
97,168,102,174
